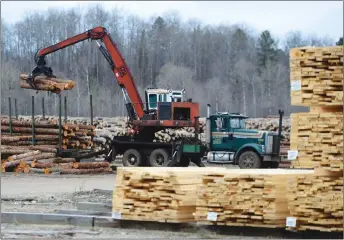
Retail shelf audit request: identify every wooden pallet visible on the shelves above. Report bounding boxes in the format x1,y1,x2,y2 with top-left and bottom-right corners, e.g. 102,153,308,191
290,46,343,106
289,111,343,171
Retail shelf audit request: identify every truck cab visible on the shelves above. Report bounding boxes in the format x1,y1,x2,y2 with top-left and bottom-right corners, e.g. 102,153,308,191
205,105,283,168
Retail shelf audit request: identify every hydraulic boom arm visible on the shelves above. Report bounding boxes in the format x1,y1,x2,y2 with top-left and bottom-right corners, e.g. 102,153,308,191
31,26,144,120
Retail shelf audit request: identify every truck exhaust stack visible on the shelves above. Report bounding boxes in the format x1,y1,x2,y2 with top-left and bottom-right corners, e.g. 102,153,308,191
206,104,211,146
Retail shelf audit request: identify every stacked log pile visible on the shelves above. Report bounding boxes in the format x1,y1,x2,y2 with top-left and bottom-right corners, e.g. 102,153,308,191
290,46,343,106
1,116,95,151
112,167,218,223
287,46,343,232
92,117,129,151
194,169,314,228
2,150,112,174
19,74,76,94
245,117,290,142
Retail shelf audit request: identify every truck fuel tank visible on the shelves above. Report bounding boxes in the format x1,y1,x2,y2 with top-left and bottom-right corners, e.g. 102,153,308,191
207,151,235,163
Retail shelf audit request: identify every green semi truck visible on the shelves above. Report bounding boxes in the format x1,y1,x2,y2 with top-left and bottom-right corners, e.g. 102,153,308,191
204,104,284,168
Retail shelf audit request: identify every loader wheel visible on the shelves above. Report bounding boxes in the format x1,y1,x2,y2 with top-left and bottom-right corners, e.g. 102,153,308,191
149,149,169,167
238,151,262,169
122,149,142,166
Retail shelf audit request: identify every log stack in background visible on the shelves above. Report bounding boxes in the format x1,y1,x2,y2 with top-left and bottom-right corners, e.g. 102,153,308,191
1,116,96,151
194,169,314,228
19,74,76,94
1,151,112,174
287,46,343,232
1,115,113,174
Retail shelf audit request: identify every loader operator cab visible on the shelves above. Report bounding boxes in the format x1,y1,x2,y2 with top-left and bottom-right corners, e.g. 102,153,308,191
145,88,185,111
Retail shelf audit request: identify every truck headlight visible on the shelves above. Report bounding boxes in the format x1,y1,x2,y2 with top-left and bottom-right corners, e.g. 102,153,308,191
262,145,265,153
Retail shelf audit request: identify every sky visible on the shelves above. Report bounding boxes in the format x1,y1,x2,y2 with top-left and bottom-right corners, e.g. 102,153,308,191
1,1,343,41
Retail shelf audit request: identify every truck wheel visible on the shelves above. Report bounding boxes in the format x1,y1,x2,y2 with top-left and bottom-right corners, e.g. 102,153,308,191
149,149,169,167
238,151,262,169
122,149,142,166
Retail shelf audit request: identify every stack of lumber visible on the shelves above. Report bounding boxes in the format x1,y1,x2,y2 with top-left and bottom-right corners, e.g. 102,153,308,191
290,111,343,171
289,46,343,171
1,116,95,150
287,46,343,233
194,169,314,227
2,150,112,174
290,46,343,106
112,167,219,223
19,74,76,94
287,170,343,232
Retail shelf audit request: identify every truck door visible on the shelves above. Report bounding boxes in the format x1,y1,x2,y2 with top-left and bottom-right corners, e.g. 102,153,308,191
211,116,230,151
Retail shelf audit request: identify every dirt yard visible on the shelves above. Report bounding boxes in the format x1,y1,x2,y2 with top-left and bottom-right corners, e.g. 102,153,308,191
0,172,340,239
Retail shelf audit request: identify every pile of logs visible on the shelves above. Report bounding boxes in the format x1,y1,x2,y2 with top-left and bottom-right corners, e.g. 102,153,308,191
154,128,197,143
246,117,290,142
20,74,76,94
194,168,314,228
2,150,112,174
1,116,95,151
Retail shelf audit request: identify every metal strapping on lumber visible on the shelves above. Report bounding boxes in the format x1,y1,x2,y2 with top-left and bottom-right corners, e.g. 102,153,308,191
1,212,117,228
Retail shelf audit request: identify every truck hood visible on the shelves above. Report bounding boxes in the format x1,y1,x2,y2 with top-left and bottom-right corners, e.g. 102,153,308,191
233,129,269,138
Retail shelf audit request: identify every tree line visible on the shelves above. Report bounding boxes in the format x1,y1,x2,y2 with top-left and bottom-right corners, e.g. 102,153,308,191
1,4,342,118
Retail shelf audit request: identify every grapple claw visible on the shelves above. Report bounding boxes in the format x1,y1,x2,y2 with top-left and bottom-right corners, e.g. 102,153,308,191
28,63,56,91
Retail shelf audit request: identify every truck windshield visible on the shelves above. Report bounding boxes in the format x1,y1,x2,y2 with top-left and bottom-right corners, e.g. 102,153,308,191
230,118,246,129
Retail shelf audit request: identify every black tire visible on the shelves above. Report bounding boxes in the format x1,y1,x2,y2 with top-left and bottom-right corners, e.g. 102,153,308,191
192,158,205,167
179,157,191,167
149,149,169,167
122,149,142,166
263,161,279,168
238,151,262,169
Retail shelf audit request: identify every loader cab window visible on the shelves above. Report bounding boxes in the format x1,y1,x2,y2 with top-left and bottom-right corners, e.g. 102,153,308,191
148,94,157,109
158,94,167,103
230,118,246,129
